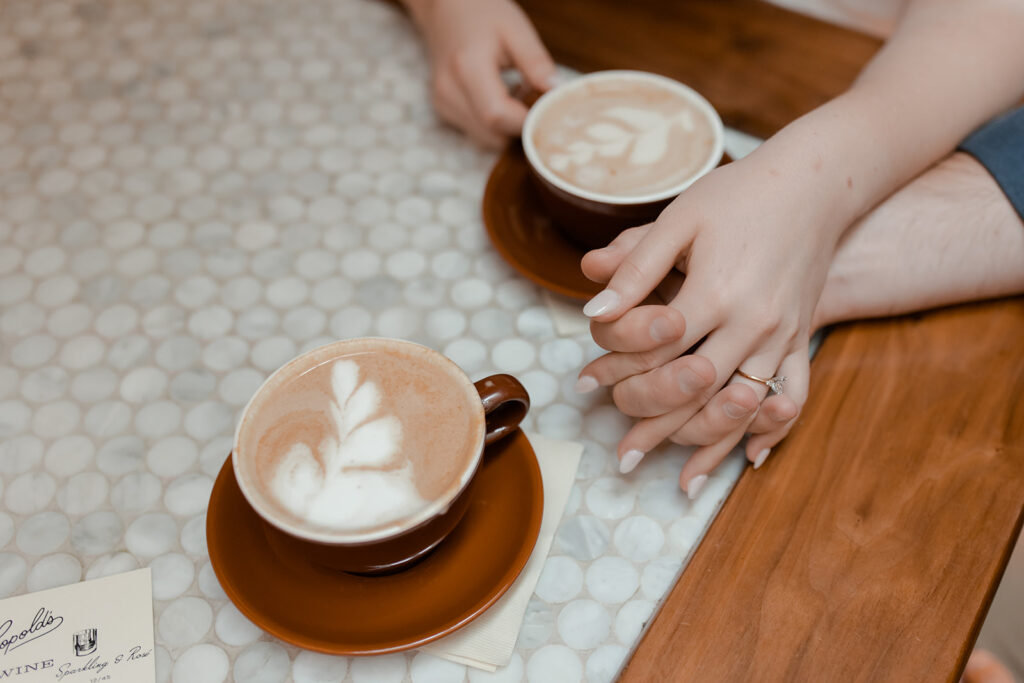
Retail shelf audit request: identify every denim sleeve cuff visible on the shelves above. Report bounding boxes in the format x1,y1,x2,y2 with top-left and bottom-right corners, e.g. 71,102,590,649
958,104,1024,223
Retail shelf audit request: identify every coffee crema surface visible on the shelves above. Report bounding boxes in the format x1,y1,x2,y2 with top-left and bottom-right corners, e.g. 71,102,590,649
531,76,715,198
237,340,482,537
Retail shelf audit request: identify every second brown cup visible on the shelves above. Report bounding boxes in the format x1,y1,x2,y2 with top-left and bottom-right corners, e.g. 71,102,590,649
522,70,724,250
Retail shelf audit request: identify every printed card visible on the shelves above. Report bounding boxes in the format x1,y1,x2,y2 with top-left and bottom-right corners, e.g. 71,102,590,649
0,568,155,682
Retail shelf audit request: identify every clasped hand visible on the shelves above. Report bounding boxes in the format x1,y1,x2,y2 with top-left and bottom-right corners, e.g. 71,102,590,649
577,156,838,496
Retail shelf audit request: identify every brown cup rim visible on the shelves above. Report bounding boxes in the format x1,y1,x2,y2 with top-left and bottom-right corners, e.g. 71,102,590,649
522,69,725,206
232,337,489,547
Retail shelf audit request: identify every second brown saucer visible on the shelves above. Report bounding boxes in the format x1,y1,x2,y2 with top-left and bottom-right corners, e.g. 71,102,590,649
483,142,601,301
483,143,731,301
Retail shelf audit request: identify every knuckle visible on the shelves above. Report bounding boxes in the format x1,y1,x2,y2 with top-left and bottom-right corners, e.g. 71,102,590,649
611,384,646,417
632,348,663,374
479,106,504,129
615,258,648,289
452,52,476,80
746,314,779,340
700,286,729,315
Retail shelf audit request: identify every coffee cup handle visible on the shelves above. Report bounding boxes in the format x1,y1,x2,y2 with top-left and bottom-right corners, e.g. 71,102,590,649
474,374,530,446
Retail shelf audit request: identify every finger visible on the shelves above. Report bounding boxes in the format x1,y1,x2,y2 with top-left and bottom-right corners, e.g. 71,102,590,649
500,15,557,92
578,301,719,390
589,305,686,353
603,354,716,417
963,650,1015,683
744,349,810,469
665,383,760,446
661,337,786,488
582,218,693,321
452,53,529,137
433,72,506,148
691,326,788,401
677,425,748,499
580,224,652,284
747,394,799,434
615,402,706,475
578,343,688,392
653,270,684,305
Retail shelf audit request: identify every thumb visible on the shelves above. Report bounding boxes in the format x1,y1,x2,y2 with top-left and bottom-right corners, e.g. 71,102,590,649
502,20,557,92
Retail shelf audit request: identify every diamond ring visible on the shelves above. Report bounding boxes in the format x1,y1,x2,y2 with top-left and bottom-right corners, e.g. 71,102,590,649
734,368,787,395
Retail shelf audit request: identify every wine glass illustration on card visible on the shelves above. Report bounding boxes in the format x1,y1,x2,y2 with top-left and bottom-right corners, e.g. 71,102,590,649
73,628,98,657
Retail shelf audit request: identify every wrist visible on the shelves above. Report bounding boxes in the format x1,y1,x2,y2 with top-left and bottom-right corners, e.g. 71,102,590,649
747,93,896,242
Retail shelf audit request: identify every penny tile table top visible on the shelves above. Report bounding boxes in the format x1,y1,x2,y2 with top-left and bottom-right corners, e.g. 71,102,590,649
0,1,749,681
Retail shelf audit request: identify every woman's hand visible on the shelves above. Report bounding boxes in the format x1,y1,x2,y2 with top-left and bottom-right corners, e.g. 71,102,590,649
577,154,842,495
406,0,556,148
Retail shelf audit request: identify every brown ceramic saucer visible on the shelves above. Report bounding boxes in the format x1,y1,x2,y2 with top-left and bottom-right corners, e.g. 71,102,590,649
206,430,543,655
483,142,600,301
483,144,732,301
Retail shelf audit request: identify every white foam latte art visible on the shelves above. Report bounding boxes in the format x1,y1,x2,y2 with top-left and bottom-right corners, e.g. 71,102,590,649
531,76,716,197
270,359,427,531
546,106,696,172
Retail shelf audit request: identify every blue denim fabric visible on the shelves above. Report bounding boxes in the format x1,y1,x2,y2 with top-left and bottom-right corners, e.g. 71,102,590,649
959,104,1024,222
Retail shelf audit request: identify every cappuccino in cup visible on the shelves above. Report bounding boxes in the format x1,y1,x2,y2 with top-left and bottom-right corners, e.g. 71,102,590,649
235,338,481,542
233,339,528,572
521,71,723,249
531,75,717,198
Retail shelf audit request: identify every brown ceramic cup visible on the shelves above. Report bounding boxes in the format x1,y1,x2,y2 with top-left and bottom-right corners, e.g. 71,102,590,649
232,338,530,575
522,70,724,250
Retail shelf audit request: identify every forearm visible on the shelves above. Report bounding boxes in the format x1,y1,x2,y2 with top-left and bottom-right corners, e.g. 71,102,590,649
814,153,1024,328
741,0,1024,241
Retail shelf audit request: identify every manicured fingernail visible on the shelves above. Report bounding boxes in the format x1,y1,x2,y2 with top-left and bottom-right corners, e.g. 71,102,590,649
649,317,677,343
546,73,565,90
753,448,771,470
686,474,708,500
583,289,620,318
574,375,599,394
677,367,706,394
723,401,748,420
619,449,645,474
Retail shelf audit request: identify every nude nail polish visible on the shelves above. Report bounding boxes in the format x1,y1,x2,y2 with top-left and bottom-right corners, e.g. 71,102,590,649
574,375,599,394
686,474,708,500
619,449,645,474
583,289,620,318
753,448,771,470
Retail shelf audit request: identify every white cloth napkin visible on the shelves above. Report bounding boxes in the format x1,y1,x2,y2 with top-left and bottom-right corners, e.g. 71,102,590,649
419,431,583,671
543,291,591,338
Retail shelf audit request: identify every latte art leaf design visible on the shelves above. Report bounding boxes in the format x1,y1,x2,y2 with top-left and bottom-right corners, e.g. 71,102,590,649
271,359,427,532
325,359,401,471
547,106,698,173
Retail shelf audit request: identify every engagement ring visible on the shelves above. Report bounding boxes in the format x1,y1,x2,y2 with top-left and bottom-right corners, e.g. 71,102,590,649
734,368,787,395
